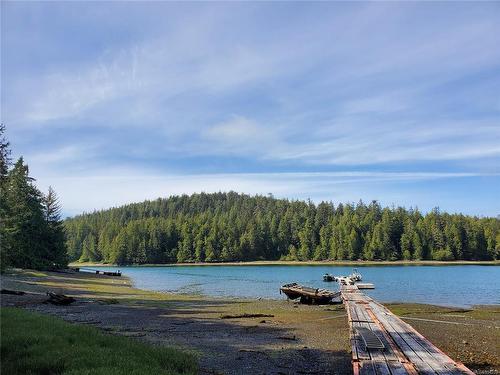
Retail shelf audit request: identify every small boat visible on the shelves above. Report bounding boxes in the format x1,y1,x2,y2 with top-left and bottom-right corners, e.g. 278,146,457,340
323,273,336,282
280,283,340,304
349,268,362,282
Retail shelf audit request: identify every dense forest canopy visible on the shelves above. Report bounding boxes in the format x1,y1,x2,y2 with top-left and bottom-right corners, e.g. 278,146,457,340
65,192,500,265
0,125,67,270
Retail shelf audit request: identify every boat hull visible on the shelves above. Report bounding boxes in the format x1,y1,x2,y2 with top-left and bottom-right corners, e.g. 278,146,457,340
280,283,340,305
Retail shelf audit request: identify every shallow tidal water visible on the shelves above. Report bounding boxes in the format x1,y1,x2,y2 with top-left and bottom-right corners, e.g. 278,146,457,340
91,264,500,308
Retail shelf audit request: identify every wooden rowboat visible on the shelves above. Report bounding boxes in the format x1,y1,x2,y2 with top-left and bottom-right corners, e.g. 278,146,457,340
280,283,340,304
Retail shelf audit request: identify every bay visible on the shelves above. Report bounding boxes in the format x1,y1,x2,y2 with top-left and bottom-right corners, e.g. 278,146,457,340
91,264,499,308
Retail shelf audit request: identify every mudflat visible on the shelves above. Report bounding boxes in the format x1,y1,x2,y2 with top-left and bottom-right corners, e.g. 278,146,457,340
1,269,498,374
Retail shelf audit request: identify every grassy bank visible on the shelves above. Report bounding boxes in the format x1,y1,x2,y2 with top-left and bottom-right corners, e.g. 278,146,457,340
71,259,500,267
0,307,197,375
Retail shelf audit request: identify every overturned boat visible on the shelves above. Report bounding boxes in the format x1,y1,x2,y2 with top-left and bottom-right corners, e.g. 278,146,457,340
280,283,340,304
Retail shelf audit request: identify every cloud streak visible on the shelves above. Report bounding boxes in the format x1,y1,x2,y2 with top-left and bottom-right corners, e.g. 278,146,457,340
2,2,499,216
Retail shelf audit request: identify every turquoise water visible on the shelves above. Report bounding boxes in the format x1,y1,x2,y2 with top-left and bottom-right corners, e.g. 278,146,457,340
90,265,500,308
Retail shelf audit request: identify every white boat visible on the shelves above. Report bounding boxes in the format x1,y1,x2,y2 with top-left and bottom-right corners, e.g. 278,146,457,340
349,268,362,282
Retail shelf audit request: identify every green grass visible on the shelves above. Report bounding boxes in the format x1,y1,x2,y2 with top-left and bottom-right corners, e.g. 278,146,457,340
0,307,198,375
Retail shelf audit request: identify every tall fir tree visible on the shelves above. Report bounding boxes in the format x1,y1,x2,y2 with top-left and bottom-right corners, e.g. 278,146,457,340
43,186,68,268
0,124,12,269
4,158,48,268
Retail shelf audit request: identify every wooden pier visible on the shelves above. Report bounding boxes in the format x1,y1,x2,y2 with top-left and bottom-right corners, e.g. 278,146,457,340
340,284,475,375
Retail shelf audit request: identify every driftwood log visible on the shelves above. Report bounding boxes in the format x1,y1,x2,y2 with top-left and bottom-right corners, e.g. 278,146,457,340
1,289,26,295
46,292,76,306
220,313,274,319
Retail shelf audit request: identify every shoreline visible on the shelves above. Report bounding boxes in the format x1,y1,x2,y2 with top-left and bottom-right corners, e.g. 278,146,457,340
70,259,500,267
1,269,499,373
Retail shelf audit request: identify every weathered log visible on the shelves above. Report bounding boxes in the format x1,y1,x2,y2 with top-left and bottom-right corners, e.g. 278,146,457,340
220,313,274,319
277,335,297,341
1,289,25,295
46,292,76,305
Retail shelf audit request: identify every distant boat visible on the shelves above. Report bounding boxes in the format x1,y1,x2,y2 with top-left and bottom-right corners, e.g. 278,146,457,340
280,282,340,304
350,268,362,282
323,268,362,285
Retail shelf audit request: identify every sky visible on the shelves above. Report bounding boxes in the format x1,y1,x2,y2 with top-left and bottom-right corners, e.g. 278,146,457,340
1,2,500,217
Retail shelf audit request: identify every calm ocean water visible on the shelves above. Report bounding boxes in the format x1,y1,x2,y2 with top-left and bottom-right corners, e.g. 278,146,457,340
91,264,500,308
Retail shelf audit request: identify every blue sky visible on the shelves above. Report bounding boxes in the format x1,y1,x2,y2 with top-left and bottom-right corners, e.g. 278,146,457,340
2,2,499,217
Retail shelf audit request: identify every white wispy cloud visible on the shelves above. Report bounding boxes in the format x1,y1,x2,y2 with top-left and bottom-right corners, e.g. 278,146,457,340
184,115,500,166
27,145,87,164
3,2,500,216
201,116,280,155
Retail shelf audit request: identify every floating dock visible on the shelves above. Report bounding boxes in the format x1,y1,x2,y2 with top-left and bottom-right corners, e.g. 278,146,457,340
74,268,122,277
356,283,375,289
340,284,474,375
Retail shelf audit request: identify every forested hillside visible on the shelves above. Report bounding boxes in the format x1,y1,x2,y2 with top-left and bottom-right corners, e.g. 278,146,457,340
65,192,499,264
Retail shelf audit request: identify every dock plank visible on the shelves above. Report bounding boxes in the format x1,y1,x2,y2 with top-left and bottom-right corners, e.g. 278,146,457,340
387,361,414,375
367,322,399,362
383,317,463,375
359,361,376,375
350,304,360,322
353,322,371,360
370,303,464,374
340,284,472,375
380,313,449,374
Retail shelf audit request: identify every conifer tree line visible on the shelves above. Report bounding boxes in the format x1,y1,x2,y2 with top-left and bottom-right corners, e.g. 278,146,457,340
0,125,67,270
65,191,499,265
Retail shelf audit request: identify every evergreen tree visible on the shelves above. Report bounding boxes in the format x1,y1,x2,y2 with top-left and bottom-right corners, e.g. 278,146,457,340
298,219,313,260
0,127,69,270
0,124,11,183
411,228,423,260
80,233,97,262
4,158,48,268
110,230,128,265
400,231,412,260
348,228,362,260
43,187,68,267
314,226,330,260
0,124,12,269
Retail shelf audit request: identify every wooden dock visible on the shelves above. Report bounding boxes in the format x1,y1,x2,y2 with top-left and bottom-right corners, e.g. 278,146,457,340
340,284,475,375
